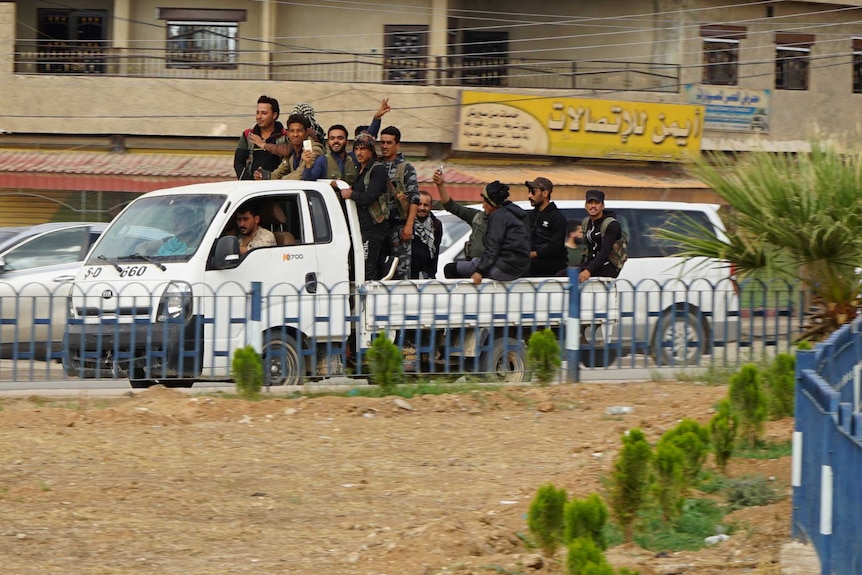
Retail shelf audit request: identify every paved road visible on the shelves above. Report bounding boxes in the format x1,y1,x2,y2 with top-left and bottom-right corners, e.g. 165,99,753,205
0,364,686,397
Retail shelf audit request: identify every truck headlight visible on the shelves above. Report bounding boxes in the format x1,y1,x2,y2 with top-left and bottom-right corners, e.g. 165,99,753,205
157,282,193,322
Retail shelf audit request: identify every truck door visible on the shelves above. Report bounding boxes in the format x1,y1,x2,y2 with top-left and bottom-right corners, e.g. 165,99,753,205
202,189,351,375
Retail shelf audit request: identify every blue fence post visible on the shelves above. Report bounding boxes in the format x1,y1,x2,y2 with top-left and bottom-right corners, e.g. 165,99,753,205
250,282,262,321
566,268,580,382
249,281,263,353
792,349,815,541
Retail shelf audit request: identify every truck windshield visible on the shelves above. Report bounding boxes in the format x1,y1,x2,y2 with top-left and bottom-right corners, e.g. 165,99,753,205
88,194,225,263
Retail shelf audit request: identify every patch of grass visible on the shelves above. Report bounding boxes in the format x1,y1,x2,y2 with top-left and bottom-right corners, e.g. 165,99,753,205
480,564,523,575
723,475,784,510
634,498,728,552
734,440,792,460
673,365,737,386
695,471,727,495
305,381,505,399
26,395,46,408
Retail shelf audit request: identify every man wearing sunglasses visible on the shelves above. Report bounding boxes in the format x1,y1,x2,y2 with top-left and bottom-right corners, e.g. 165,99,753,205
524,177,568,276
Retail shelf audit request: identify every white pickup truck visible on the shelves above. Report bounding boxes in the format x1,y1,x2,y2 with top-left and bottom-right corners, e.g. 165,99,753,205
63,180,616,387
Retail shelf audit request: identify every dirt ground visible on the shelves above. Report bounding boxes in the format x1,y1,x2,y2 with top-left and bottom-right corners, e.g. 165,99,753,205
0,381,805,575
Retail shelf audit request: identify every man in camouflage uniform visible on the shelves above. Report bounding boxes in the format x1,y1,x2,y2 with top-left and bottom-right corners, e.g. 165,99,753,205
379,125,419,280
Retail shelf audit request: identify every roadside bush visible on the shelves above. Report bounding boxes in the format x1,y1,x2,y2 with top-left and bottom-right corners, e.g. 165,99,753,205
528,483,568,556
231,345,263,400
527,328,562,385
764,353,795,419
609,428,653,542
367,331,404,393
709,399,738,474
724,475,783,509
565,537,611,575
564,493,609,549
652,441,686,523
729,364,768,447
658,419,711,483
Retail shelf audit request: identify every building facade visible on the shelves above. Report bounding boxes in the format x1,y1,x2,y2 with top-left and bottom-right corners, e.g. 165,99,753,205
2,0,862,223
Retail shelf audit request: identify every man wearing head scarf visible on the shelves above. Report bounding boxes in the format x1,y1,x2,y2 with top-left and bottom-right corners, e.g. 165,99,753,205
339,133,393,280
410,190,443,279
445,181,530,284
291,102,326,143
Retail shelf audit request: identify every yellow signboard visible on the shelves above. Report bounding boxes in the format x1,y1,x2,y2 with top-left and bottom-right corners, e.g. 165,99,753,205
454,90,704,162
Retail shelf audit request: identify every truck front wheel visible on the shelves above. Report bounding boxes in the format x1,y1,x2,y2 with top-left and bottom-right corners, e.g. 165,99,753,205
481,337,531,383
262,333,302,386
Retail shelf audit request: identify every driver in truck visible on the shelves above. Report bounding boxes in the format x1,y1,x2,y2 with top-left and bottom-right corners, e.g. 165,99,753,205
136,206,205,257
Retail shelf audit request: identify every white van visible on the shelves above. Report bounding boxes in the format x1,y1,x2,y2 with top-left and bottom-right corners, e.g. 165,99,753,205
435,200,739,366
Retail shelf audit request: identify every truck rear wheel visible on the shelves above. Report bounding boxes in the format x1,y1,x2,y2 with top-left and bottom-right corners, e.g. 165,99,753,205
263,333,302,386
651,309,708,366
481,337,530,383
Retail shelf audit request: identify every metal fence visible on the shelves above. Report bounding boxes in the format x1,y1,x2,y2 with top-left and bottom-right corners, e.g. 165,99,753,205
13,41,680,93
1,276,805,385
793,317,862,575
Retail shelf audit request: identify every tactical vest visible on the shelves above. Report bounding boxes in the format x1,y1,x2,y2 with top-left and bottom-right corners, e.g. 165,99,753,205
326,153,358,186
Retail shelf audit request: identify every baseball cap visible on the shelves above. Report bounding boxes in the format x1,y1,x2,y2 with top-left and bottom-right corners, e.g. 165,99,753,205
525,177,554,193
585,189,605,203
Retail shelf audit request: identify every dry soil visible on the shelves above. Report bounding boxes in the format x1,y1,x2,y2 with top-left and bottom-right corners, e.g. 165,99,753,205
0,381,803,575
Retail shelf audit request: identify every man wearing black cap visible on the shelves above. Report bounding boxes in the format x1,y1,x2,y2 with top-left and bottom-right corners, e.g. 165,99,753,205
445,181,530,284
580,189,623,282
524,177,568,276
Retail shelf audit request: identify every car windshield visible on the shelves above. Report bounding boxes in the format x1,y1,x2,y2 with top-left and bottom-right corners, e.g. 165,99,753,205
434,212,471,252
0,229,22,250
88,194,225,263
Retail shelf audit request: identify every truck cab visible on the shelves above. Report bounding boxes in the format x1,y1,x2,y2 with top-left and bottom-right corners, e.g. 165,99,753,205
64,180,360,385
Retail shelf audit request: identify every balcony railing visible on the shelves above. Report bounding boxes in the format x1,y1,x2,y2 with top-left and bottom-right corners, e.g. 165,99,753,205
13,40,680,93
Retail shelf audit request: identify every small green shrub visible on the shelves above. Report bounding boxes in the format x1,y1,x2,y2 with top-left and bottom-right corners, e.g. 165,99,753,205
709,399,738,474
527,328,562,385
729,364,767,447
367,331,404,393
659,419,711,483
652,441,686,523
723,475,783,509
564,493,609,549
528,483,568,556
565,537,611,575
733,440,792,460
231,345,263,400
764,353,795,419
609,428,653,542
635,497,725,552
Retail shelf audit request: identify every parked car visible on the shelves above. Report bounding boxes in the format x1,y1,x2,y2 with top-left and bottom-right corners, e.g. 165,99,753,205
0,222,106,359
435,200,739,366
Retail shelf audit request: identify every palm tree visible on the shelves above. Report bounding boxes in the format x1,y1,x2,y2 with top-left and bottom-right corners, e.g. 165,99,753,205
656,144,862,340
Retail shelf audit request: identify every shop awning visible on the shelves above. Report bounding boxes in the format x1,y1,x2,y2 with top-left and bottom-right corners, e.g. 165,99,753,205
0,150,715,203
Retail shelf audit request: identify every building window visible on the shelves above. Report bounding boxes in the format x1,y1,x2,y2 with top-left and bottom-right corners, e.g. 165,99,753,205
36,9,107,74
775,33,814,91
853,38,862,94
703,39,738,85
384,25,428,84
700,25,745,86
157,8,246,69
461,31,509,87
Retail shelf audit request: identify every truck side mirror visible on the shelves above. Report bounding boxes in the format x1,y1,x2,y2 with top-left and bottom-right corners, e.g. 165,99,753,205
212,236,240,269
